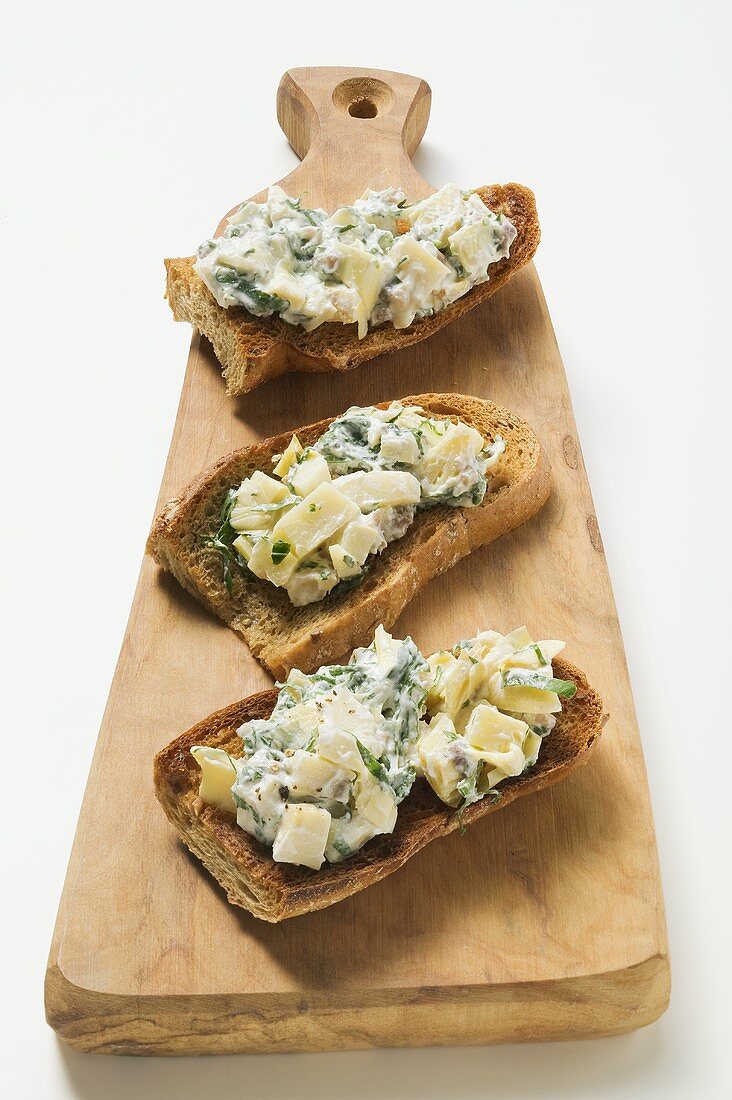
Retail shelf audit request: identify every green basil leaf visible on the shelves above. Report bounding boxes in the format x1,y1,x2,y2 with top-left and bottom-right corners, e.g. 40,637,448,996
270,539,291,565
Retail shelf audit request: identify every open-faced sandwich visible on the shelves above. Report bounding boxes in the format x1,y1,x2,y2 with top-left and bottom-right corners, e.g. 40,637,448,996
154,624,604,922
165,183,540,394
147,394,551,676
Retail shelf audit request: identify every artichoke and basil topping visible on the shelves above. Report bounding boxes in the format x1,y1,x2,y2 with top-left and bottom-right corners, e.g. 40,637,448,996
192,624,575,869
204,401,504,607
195,183,516,337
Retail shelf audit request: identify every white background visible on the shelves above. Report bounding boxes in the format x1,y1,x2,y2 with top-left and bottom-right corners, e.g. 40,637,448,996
2,1,730,1096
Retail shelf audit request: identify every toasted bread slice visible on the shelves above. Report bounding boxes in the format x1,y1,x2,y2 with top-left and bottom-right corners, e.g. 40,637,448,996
165,183,540,395
154,658,605,922
147,393,551,678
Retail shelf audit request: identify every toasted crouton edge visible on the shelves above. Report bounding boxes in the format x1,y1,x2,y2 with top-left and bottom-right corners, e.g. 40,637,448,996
153,657,605,922
164,183,540,395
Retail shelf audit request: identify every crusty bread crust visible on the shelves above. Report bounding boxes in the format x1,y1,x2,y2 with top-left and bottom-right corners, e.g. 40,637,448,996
165,184,540,395
147,394,551,678
153,658,605,922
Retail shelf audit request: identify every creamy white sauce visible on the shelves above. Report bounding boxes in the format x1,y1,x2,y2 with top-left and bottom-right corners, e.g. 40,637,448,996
230,627,427,864
194,184,517,338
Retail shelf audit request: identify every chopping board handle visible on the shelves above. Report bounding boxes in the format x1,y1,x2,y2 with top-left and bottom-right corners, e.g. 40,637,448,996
274,67,434,205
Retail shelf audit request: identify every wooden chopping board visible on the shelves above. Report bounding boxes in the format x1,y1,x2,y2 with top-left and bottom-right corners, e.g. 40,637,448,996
45,67,670,1055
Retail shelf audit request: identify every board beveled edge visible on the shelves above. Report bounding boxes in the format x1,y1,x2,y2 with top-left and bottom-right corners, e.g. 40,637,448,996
45,953,670,1055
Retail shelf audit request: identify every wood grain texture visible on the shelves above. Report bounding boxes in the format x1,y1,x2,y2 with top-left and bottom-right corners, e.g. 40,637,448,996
45,66,670,1054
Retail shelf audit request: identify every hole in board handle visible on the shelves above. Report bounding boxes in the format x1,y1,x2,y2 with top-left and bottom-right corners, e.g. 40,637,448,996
348,98,377,118
332,78,394,119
